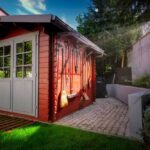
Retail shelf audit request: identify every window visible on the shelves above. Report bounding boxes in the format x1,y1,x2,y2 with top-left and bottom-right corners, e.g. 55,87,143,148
16,41,32,78
0,45,11,78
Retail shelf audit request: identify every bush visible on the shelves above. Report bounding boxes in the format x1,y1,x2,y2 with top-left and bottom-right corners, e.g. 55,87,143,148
0,70,4,78
144,107,150,132
132,74,150,88
143,106,150,147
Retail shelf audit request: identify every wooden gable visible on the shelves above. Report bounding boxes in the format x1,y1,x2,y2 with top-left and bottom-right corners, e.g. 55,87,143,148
0,8,9,16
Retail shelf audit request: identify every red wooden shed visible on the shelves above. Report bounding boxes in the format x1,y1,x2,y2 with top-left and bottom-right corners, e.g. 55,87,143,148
0,9,104,122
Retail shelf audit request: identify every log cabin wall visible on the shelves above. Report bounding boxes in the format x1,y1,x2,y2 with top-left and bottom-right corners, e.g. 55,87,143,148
0,25,97,122
51,35,96,120
38,31,50,121
0,25,51,122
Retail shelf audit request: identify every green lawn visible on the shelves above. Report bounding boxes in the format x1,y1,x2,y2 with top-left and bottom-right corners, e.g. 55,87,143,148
0,123,144,150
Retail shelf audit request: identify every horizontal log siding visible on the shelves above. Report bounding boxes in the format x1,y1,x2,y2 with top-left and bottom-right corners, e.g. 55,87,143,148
92,56,96,102
55,39,96,120
38,32,50,121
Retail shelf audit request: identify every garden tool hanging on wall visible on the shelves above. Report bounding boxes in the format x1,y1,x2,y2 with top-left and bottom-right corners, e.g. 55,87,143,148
82,51,93,101
60,46,68,108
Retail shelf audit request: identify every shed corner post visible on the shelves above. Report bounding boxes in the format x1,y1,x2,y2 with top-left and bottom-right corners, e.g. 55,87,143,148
50,33,59,121
38,30,50,121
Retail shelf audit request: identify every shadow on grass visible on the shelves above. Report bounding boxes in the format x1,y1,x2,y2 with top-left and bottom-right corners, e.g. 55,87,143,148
0,123,144,150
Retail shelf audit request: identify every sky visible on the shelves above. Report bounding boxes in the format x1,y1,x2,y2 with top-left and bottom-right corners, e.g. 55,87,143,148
0,0,92,29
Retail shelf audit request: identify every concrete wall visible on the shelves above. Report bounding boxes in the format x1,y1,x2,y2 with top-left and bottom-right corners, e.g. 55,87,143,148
107,84,150,104
107,84,150,140
128,92,145,140
128,33,150,80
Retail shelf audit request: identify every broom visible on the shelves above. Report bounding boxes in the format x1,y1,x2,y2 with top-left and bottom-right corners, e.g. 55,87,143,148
82,51,93,101
60,47,68,108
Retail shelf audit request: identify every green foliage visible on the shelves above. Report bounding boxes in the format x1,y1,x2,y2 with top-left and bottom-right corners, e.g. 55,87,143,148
144,106,150,131
0,123,143,150
143,106,150,146
0,70,4,78
94,25,140,57
132,74,150,88
76,0,150,37
105,64,113,73
76,0,145,76
116,0,150,24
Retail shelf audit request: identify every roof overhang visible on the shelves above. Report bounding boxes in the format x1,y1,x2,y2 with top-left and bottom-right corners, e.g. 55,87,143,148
0,8,9,16
0,14,52,23
0,14,105,56
57,32,104,55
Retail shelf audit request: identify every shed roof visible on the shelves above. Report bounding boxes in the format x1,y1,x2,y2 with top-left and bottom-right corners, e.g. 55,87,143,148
0,8,9,16
0,13,104,55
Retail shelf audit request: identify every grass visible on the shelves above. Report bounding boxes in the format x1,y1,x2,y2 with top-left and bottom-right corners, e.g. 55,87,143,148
0,123,144,150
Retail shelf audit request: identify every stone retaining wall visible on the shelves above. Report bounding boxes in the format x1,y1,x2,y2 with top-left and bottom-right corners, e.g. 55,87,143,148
106,84,150,104
107,84,150,140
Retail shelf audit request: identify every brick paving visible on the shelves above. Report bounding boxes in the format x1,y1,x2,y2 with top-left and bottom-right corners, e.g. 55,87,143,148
55,97,130,137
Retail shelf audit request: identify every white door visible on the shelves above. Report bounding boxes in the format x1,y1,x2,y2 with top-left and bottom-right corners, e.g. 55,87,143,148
0,41,12,111
0,33,38,116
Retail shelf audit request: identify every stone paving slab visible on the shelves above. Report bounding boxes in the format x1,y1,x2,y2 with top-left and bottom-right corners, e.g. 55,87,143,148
55,97,130,137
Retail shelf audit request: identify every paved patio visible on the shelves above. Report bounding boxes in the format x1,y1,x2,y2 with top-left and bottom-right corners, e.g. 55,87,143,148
55,97,130,137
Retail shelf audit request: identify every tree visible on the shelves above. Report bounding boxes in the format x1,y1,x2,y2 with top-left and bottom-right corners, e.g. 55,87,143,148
116,0,150,24
76,0,149,78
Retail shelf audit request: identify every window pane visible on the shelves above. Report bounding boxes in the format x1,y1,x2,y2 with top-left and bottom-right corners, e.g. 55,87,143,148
16,67,23,78
0,57,3,67
24,53,32,65
16,54,23,66
4,46,10,56
24,41,32,52
0,68,4,78
16,43,23,53
4,56,10,67
0,47,3,56
4,68,10,78
24,66,32,78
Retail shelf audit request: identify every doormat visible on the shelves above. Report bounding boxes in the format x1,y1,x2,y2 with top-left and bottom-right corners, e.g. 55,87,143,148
0,114,34,131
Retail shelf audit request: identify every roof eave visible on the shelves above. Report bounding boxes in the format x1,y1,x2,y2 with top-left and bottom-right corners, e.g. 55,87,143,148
0,14,105,55
0,14,52,23
0,8,9,16
57,32,104,55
